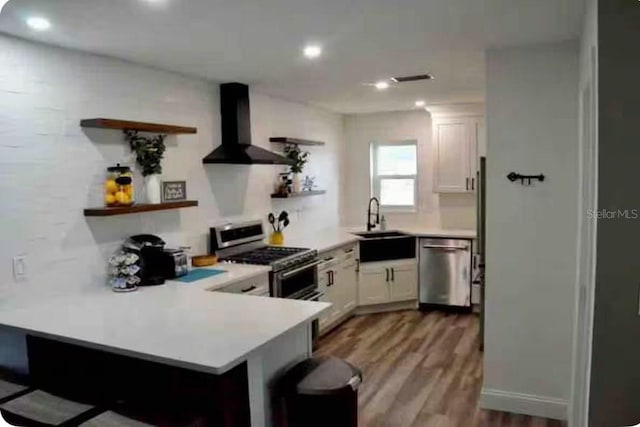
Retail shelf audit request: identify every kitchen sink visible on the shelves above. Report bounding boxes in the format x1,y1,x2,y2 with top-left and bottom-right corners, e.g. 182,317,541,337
354,231,416,263
353,231,409,239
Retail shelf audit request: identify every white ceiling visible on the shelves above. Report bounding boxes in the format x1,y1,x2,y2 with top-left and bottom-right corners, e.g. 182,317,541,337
0,0,584,114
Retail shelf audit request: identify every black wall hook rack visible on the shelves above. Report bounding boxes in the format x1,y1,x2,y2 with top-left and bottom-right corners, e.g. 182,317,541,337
507,172,545,186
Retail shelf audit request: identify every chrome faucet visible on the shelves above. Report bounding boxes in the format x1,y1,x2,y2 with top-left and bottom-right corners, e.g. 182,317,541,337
367,197,380,231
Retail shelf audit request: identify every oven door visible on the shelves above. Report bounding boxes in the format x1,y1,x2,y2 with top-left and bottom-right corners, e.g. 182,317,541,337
273,260,320,299
294,289,325,346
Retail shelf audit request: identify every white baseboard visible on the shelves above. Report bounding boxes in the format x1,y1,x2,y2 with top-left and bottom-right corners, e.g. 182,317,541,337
480,388,568,420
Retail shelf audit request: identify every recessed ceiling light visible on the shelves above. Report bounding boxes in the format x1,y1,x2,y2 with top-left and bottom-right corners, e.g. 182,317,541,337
415,100,426,107
375,81,390,90
26,16,51,31
141,0,169,7
0,0,10,13
303,45,322,59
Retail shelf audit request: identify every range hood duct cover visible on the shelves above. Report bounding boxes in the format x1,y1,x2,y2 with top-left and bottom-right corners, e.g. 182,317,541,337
203,83,293,165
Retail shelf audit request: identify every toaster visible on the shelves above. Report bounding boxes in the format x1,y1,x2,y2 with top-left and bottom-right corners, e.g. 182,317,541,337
160,249,189,279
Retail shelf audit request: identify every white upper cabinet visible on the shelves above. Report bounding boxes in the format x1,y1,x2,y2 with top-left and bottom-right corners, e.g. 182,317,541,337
432,114,485,193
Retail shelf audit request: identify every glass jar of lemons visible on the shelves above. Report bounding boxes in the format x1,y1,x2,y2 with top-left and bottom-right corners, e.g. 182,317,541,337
105,164,135,207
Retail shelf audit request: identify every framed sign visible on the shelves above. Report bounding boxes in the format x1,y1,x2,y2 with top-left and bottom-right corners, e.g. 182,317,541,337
161,181,187,202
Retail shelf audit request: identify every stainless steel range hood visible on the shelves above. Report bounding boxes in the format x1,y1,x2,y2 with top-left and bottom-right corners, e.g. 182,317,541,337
203,83,293,165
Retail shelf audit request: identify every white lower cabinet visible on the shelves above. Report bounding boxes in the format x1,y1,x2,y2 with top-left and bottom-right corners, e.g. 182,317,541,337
338,257,358,312
318,244,358,333
389,263,418,301
358,259,418,306
358,268,390,305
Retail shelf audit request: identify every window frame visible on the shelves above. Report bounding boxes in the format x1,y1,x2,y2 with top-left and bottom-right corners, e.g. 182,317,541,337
370,140,419,212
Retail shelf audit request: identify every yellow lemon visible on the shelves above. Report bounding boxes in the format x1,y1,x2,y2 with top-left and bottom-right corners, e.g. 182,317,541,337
125,185,134,197
115,191,129,205
105,179,118,194
104,193,116,206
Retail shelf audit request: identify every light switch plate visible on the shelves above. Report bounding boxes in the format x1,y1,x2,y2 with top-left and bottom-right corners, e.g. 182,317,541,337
12,256,26,281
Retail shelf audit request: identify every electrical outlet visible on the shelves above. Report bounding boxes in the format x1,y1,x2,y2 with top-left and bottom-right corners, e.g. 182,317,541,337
12,256,27,281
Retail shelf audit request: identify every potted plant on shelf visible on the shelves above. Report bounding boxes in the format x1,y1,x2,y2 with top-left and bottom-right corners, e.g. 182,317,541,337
127,131,166,204
284,144,309,193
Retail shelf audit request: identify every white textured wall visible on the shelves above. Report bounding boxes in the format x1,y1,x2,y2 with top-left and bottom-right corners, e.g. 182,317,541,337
482,41,579,419
0,35,343,307
342,110,476,229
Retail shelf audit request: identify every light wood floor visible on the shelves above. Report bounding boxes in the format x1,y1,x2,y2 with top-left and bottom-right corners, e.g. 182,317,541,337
315,310,565,427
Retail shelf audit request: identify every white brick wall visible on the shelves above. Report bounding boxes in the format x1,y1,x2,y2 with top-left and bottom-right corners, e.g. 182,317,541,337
0,35,343,306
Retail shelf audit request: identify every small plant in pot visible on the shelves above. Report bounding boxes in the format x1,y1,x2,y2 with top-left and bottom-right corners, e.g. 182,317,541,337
284,144,309,193
127,131,166,204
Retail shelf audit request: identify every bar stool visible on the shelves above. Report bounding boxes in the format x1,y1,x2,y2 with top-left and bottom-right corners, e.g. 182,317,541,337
79,411,154,427
0,389,103,426
0,377,30,404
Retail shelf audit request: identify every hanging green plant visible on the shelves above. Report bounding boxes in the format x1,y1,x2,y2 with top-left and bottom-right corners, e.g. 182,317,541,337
126,130,166,177
284,144,310,174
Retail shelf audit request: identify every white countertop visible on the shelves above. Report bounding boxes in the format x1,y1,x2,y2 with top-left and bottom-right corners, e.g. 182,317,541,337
394,226,477,239
0,264,329,375
166,263,271,292
281,226,476,253
281,229,360,254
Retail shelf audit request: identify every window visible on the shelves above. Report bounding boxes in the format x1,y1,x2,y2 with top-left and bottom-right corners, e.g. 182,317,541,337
370,141,418,210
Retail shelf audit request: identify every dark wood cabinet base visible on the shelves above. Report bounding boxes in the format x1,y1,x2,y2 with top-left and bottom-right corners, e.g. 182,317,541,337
26,336,250,427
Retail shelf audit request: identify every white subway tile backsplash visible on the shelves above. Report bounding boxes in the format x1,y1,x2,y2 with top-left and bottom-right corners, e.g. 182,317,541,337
0,35,342,306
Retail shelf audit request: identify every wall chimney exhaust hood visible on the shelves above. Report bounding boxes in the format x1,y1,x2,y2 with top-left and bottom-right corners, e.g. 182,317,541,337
203,83,293,165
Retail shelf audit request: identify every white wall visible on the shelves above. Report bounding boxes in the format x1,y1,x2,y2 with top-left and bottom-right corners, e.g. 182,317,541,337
342,110,476,229
482,41,579,420
0,35,343,307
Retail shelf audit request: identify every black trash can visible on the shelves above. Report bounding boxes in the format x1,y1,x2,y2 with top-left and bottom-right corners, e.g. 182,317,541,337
278,357,362,427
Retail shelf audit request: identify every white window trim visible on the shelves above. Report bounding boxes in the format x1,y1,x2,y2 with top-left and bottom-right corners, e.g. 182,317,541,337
370,141,418,213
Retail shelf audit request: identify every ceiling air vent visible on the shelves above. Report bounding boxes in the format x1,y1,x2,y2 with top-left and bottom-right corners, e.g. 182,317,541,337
390,74,434,83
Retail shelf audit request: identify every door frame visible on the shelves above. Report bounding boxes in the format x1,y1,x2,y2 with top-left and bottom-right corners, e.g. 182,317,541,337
569,44,598,427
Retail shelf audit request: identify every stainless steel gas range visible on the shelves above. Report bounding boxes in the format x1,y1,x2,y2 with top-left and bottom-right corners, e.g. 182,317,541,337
210,220,322,301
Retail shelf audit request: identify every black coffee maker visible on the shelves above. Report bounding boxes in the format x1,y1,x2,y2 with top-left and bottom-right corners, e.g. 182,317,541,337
123,234,166,286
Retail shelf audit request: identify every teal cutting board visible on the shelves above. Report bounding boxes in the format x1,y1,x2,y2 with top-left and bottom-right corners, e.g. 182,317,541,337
175,269,226,283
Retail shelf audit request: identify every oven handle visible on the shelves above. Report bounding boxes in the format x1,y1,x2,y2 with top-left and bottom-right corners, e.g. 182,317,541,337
280,260,322,279
299,291,325,301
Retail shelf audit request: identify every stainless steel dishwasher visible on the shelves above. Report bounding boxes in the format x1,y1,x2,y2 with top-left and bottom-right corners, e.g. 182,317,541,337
419,238,472,310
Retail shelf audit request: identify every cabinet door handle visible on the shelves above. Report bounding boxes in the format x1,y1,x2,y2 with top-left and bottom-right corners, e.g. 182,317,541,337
471,177,475,190
466,177,469,191
422,245,469,250
391,268,395,282
330,271,335,286
327,271,332,286
385,268,389,282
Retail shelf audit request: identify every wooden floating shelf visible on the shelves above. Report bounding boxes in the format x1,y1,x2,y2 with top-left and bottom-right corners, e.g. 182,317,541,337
269,137,325,146
80,118,197,134
271,191,326,199
84,201,199,217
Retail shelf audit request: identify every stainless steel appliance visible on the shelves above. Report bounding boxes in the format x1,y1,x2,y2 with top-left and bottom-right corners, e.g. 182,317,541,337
477,156,487,350
210,220,321,300
160,248,189,279
419,238,472,310
211,220,322,342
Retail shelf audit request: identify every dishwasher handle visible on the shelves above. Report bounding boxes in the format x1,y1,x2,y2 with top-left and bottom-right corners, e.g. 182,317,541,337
422,244,469,251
